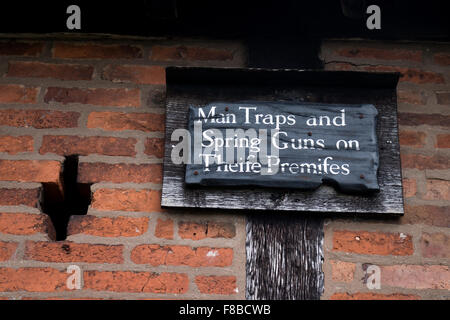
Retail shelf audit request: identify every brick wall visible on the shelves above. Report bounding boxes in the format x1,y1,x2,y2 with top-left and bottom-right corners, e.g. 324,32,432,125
0,38,247,299
0,36,448,300
321,40,449,300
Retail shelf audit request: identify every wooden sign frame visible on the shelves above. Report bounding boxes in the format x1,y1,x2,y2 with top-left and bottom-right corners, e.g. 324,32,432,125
161,67,403,215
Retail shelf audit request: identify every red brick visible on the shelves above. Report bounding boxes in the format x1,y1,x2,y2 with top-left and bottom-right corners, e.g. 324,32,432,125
0,136,33,154
0,188,40,207
436,91,450,105
53,43,143,59
402,178,417,198
131,245,233,267
155,218,173,239
421,233,450,258
103,65,165,85
402,205,449,227
151,45,233,62
324,62,353,71
0,213,54,238
0,109,80,129
398,89,426,105
0,160,61,185
0,268,68,292
44,87,140,107
24,241,123,264
399,131,426,148
40,135,136,157
335,48,422,62
436,134,450,148
8,61,93,81
83,270,188,294
331,292,420,300
91,189,162,212
0,242,18,262
0,42,44,56
78,163,161,184
144,138,164,158
195,276,237,295
433,53,450,66
67,215,148,237
398,113,450,127
423,179,449,201
87,111,164,132
0,84,39,104
401,154,449,170
330,260,356,283
381,265,449,290
178,221,236,240
333,230,413,256
361,65,445,84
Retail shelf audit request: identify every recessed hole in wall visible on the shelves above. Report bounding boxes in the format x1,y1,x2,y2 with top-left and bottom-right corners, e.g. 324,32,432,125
40,155,92,241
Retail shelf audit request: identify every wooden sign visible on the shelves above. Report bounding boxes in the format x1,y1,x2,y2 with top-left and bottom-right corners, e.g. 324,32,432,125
185,102,379,193
162,67,403,215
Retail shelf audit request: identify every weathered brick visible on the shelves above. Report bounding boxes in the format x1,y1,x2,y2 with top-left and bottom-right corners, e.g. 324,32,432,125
331,292,420,300
333,230,413,256
361,65,445,84
398,89,426,105
0,160,61,186
53,43,143,59
380,265,449,290
78,163,161,184
399,131,426,148
131,245,233,267
0,242,18,262
402,205,449,227
44,87,140,107
0,109,80,129
401,154,449,170
423,179,449,201
335,48,422,62
178,221,236,240
0,188,40,207
24,241,123,264
421,233,450,258
103,65,165,85
151,45,233,62
0,42,43,56
0,136,33,154
0,84,39,104
87,111,164,132
0,213,54,238
433,53,450,66
155,218,173,239
436,134,450,149
91,189,162,212
436,91,450,105
144,138,164,158
0,268,68,292
403,178,417,198
8,61,93,81
195,276,237,295
83,271,188,294
398,113,450,127
330,260,356,283
40,135,136,157
67,215,148,237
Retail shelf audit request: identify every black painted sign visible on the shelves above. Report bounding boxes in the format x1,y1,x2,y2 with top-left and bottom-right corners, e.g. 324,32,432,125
185,101,379,193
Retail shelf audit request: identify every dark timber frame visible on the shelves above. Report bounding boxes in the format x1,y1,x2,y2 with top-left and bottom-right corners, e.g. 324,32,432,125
162,68,403,215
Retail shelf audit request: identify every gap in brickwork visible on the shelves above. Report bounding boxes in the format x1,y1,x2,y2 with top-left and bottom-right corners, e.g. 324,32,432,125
40,155,92,241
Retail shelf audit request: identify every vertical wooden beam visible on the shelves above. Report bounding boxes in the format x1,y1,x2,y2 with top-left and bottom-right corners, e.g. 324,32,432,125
246,213,324,299
246,36,324,300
